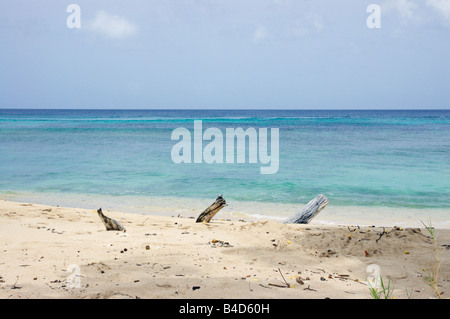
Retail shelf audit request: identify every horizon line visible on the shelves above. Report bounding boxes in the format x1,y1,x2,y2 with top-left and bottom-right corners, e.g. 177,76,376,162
0,107,449,111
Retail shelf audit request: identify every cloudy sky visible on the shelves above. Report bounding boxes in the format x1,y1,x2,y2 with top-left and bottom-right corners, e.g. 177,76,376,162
0,0,449,109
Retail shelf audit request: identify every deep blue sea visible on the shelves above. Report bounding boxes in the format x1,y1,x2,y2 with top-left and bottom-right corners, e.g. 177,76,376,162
0,109,449,226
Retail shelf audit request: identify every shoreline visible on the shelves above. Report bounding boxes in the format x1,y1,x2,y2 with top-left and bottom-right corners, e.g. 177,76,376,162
1,191,449,230
0,198,449,299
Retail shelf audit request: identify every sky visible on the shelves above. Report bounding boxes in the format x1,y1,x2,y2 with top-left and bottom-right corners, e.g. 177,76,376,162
0,0,449,109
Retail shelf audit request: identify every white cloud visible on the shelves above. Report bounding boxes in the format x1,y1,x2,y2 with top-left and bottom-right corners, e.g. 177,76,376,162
88,11,138,39
309,14,324,32
427,0,450,22
382,0,419,23
253,25,268,42
289,23,309,38
286,14,323,38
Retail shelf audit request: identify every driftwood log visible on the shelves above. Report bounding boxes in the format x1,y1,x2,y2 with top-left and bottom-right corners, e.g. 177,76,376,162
196,195,227,223
284,194,329,224
195,194,328,224
96,208,126,232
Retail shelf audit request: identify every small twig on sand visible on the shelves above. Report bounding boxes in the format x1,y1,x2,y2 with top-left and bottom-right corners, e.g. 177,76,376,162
259,284,272,289
268,283,288,288
376,226,401,243
376,227,386,243
303,285,317,292
278,268,290,288
11,276,22,289
269,268,291,288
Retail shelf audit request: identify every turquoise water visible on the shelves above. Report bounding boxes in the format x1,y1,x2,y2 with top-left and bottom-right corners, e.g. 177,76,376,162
0,109,449,224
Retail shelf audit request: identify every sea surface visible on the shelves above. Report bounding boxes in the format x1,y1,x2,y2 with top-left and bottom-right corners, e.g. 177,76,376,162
0,109,449,227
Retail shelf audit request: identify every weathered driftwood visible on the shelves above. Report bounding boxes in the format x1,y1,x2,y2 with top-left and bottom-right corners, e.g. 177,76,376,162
196,195,227,223
284,194,329,224
96,208,126,232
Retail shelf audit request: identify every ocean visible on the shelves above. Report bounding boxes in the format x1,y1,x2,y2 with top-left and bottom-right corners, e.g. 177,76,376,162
0,109,449,228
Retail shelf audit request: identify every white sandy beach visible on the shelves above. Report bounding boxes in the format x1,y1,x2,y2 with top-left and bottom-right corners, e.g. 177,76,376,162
0,199,448,299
